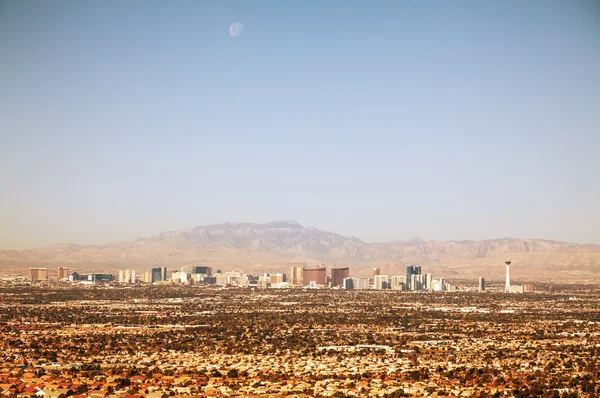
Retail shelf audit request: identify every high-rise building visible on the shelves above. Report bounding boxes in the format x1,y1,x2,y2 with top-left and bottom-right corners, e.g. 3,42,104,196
410,274,420,291
432,278,446,291
303,267,326,286
331,267,349,287
290,266,304,286
172,271,189,284
30,268,48,283
478,277,486,292
372,267,381,277
373,275,389,290
390,275,406,291
504,260,512,293
406,265,421,290
151,267,168,283
191,266,212,276
343,277,354,290
270,273,285,284
119,269,136,284
355,278,370,290
425,273,433,290
343,277,369,290
141,272,152,283
151,267,161,283
58,267,69,280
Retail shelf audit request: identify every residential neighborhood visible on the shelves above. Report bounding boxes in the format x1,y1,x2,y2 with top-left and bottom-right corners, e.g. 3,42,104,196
0,285,598,397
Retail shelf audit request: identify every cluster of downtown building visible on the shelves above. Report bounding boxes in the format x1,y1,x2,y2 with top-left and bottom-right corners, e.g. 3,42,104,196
28,260,539,293
27,264,465,292
343,265,454,292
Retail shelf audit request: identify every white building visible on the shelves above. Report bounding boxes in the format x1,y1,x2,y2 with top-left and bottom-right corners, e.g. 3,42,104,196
171,271,190,284
355,278,370,290
343,277,369,290
214,270,246,286
390,275,406,291
410,274,419,291
425,273,433,290
373,275,389,290
118,269,136,284
432,278,446,292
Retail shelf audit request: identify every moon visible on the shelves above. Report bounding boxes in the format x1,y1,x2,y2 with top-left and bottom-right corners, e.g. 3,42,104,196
229,22,244,37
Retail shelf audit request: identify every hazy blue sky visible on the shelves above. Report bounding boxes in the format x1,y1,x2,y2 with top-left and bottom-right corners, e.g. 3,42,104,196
1,0,599,249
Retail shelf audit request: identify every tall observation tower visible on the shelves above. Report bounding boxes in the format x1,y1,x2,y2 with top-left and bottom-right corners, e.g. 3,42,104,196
504,260,512,293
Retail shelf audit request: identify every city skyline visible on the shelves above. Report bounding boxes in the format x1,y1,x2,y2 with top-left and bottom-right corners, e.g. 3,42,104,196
22,262,501,293
1,220,599,282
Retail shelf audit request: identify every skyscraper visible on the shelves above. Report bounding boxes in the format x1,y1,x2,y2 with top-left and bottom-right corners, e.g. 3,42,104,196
191,266,212,276
290,266,304,286
372,267,381,277
29,268,48,283
331,267,349,287
343,277,354,290
478,277,485,292
410,274,420,291
270,273,285,284
172,271,190,284
373,275,389,290
425,273,433,290
151,267,161,283
303,267,326,286
406,265,421,290
390,275,405,291
345,277,369,290
141,272,152,283
152,267,168,283
119,269,136,284
57,267,69,280
504,260,511,293
433,278,446,292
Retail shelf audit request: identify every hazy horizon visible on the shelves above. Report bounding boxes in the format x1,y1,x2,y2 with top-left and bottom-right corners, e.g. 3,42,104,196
1,1,599,249
1,219,599,251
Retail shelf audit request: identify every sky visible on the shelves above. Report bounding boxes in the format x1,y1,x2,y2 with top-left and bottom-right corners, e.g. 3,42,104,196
0,0,599,249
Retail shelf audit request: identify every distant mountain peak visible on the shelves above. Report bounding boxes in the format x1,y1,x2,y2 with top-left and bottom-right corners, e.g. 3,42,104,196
273,220,302,226
1,221,599,281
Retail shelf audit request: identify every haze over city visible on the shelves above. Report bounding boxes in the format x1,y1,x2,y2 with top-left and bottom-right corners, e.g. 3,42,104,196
1,0,599,250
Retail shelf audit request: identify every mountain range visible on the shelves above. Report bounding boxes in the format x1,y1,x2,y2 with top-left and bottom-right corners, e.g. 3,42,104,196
1,221,599,280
